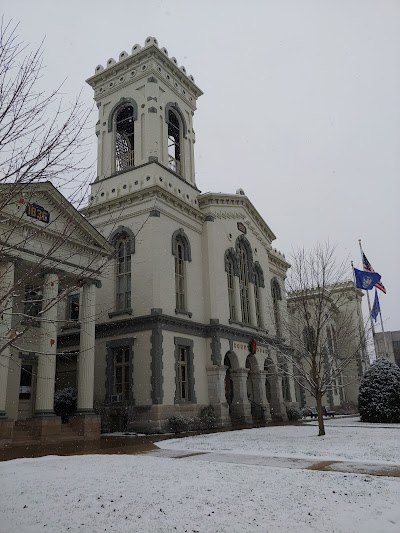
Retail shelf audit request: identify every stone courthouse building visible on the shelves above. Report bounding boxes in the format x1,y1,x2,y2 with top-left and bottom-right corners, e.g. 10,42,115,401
58,37,296,434
1,38,367,447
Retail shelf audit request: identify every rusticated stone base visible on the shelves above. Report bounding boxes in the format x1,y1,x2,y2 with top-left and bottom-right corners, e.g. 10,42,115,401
0,419,14,448
31,416,62,445
230,402,253,425
70,414,101,441
101,403,232,434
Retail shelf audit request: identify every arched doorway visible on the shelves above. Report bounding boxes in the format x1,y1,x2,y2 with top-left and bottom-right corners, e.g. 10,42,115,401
224,354,234,407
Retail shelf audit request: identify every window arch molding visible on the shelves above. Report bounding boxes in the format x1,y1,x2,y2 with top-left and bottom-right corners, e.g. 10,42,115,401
224,248,239,276
165,102,187,138
235,235,254,281
171,228,191,262
271,277,282,300
253,261,265,288
109,225,135,252
108,98,138,133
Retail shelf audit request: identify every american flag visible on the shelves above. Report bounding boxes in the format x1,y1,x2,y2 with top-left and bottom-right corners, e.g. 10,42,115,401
362,252,386,294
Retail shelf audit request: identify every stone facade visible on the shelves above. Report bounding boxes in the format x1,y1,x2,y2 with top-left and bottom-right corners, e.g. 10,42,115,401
55,37,296,433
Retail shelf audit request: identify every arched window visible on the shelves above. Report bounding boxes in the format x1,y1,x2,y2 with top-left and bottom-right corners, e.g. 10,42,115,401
115,105,135,171
172,229,191,313
115,234,132,311
271,279,282,336
227,258,236,320
224,248,239,321
303,326,316,353
254,263,265,328
175,241,185,311
236,237,252,324
109,226,135,314
168,109,181,175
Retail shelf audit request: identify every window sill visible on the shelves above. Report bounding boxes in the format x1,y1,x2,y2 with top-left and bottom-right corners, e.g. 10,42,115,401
20,319,40,328
108,308,133,319
175,309,192,319
61,321,81,331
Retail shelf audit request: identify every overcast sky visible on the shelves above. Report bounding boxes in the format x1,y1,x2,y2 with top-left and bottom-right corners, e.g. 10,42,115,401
3,0,399,331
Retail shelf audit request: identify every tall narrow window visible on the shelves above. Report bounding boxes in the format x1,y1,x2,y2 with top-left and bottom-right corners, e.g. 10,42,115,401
168,110,181,175
115,234,131,311
254,265,264,328
175,338,195,403
112,346,130,401
178,346,189,401
175,241,185,311
24,286,42,318
227,258,236,321
67,293,80,321
271,279,282,337
304,326,316,353
237,241,251,324
172,229,191,315
116,106,135,171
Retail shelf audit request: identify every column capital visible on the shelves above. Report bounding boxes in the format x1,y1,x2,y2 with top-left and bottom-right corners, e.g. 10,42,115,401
41,268,62,277
78,277,102,289
232,368,250,378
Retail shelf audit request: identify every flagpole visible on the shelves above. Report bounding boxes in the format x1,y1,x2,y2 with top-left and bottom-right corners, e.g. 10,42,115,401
378,308,389,358
357,240,378,358
351,260,370,369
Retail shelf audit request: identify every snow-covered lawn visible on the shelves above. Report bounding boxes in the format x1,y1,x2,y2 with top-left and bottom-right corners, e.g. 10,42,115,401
1,419,400,533
159,417,400,465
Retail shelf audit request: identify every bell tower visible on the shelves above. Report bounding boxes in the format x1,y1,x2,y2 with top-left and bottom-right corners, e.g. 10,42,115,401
86,37,203,206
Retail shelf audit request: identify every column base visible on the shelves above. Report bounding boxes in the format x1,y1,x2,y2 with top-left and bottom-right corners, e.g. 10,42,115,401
210,403,231,428
0,419,14,449
70,413,101,441
230,402,253,425
31,416,62,445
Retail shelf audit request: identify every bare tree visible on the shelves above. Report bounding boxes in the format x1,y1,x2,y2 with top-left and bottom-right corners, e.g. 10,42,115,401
277,243,369,436
0,20,112,371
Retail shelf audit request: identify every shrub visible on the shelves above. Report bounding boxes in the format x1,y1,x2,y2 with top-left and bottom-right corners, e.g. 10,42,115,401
358,358,400,423
169,415,193,433
286,406,302,421
198,405,217,429
54,387,77,423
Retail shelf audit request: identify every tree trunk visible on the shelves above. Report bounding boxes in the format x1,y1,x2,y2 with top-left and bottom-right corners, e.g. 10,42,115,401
316,390,325,436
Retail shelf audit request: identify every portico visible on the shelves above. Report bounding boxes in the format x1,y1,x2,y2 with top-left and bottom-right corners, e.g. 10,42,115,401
0,182,112,447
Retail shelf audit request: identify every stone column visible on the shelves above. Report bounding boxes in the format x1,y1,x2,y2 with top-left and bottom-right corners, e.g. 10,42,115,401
0,261,15,417
269,371,288,421
249,282,258,327
206,366,230,427
233,277,242,323
0,262,15,446
230,368,252,424
77,280,97,412
249,370,271,422
35,272,59,416
72,279,101,440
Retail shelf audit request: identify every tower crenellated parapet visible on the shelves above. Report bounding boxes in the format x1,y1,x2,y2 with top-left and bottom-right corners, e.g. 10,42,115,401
86,36,202,110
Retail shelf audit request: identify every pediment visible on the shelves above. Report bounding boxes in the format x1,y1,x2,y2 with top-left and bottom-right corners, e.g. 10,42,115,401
0,182,112,255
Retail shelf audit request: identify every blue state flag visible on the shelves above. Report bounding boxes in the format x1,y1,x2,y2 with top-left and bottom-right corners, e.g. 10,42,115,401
371,290,380,322
354,268,381,290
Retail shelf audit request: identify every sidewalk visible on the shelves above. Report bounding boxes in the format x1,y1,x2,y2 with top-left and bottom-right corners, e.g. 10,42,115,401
149,448,400,478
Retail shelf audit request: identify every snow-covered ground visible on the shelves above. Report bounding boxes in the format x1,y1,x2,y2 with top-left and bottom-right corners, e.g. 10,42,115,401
1,419,399,533
159,417,400,465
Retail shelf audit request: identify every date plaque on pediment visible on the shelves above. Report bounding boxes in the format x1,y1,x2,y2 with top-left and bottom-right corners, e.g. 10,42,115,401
25,203,50,224
237,222,247,234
